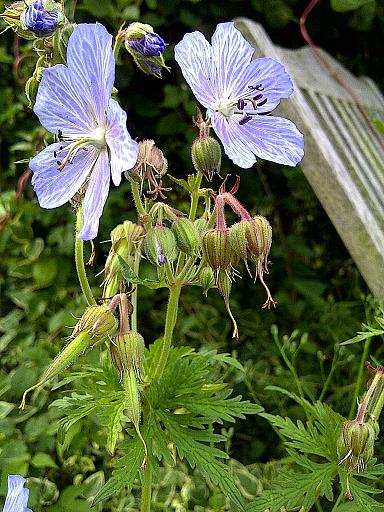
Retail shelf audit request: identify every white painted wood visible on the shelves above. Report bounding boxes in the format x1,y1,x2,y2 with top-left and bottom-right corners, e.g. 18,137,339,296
235,18,384,298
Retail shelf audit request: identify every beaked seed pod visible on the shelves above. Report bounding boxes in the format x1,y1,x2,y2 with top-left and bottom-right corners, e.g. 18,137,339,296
202,229,235,271
246,216,272,264
172,218,200,256
191,135,222,181
110,332,145,380
337,420,376,471
72,304,118,341
144,225,177,266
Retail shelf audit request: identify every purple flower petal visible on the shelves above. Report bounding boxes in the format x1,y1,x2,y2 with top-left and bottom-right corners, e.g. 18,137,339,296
65,23,115,125
105,99,138,186
34,65,97,134
30,142,98,208
3,475,32,512
210,22,255,98
78,151,110,240
212,113,304,167
174,31,216,108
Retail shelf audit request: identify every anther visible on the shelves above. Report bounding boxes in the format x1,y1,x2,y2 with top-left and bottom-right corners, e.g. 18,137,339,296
237,99,245,110
253,94,263,101
257,98,268,107
239,114,252,126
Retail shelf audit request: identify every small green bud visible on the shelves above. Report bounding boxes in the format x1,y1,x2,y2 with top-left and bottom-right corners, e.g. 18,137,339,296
338,420,376,471
172,218,200,256
72,304,118,342
202,229,235,271
144,225,177,266
191,135,221,181
198,266,215,296
25,74,41,108
111,332,145,380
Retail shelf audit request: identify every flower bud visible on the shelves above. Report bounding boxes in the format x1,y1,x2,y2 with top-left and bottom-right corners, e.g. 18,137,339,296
198,266,214,296
172,218,200,256
338,420,375,471
25,74,41,108
202,229,235,271
144,225,177,266
110,332,145,381
0,1,35,39
124,22,169,78
72,304,118,342
22,0,64,37
191,136,221,181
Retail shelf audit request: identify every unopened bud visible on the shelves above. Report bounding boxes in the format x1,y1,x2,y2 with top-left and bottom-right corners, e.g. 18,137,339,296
25,73,41,108
338,420,375,471
22,0,64,37
202,229,235,271
110,332,145,381
198,266,214,296
72,304,117,341
0,1,35,39
172,218,199,256
144,225,177,266
191,136,221,181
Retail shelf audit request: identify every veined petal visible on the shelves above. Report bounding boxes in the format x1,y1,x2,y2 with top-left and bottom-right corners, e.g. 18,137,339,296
78,151,110,240
210,22,254,99
3,475,32,512
235,57,294,113
66,23,115,125
211,113,304,168
34,65,96,134
106,99,138,186
174,31,217,108
30,142,98,208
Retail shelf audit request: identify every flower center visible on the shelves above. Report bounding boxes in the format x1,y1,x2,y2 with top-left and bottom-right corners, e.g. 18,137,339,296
215,98,237,120
55,127,107,171
236,84,269,125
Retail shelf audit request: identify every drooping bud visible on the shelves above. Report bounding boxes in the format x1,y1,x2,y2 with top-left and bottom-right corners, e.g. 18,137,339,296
144,225,177,266
198,266,214,296
191,135,222,181
337,420,375,472
72,304,118,342
22,0,64,37
110,332,145,381
123,22,169,78
216,270,238,338
202,229,235,272
172,218,200,256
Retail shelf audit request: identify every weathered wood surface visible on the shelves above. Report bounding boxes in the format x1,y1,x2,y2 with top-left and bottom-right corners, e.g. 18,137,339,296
235,18,384,298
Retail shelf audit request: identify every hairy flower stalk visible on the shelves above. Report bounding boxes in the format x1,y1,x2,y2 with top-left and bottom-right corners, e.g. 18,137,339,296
29,23,138,240
20,304,117,409
175,22,304,168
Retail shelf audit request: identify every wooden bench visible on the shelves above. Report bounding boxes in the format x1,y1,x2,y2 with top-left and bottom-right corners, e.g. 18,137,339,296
235,18,384,299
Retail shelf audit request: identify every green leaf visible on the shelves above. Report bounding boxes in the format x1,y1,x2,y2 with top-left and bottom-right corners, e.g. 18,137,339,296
340,328,384,345
31,453,58,468
330,0,374,12
118,256,164,289
105,402,125,455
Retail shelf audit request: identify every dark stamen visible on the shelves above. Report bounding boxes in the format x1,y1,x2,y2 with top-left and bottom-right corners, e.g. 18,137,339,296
258,111,272,116
58,129,63,140
239,114,252,126
237,99,245,110
248,84,264,92
257,98,268,107
253,94,263,101
53,151,57,158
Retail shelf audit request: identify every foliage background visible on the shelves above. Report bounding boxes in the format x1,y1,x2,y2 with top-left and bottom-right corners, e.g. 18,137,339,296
0,0,383,509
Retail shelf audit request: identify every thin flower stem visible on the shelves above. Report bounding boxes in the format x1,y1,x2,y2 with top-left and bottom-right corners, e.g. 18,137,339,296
272,331,304,399
189,171,203,221
129,178,146,215
140,457,152,512
75,208,96,306
151,284,181,381
319,347,339,402
131,251,141,332
370,385,384,420
348,338,371,419
330,490,344,512
52,29,60,65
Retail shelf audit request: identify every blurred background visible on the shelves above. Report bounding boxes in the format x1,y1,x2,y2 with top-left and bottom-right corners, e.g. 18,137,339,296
0,0,383,509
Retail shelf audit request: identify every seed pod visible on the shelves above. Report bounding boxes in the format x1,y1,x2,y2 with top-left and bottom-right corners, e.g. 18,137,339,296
191,135,221,181
228,221,248,261
194,217,208,237
198,266,214,296
20,331,91,410
246,216,272,266
172,218,200,256
338,420,376,471
202,229,235,271
110,332,145,381
72,304,118,341
144,225,177,266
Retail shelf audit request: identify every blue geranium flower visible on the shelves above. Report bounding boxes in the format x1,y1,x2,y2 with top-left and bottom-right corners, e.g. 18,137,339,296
174,22,304,168
2,475,32,512
127,33,166,57
24,0,59,37
30,23,138,240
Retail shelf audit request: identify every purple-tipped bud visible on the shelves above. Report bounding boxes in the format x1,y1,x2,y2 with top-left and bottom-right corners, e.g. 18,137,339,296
172,218,200,256
144,225,177,266
127,32,166,57
202,229,235,271
337,419,375,472
23,0,63,37
191,135,222,181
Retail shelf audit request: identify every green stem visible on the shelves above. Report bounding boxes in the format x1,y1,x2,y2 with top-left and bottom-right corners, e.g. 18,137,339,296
75,208,96,306
151,285,181,381
140,462,152,512
52,29,60,64
189,171,203,221
273,332,304,399
131,251,141,332
330,490,344,512
129,177,146,215
348,338,371,419
370,385,384,420
319,347,339,402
